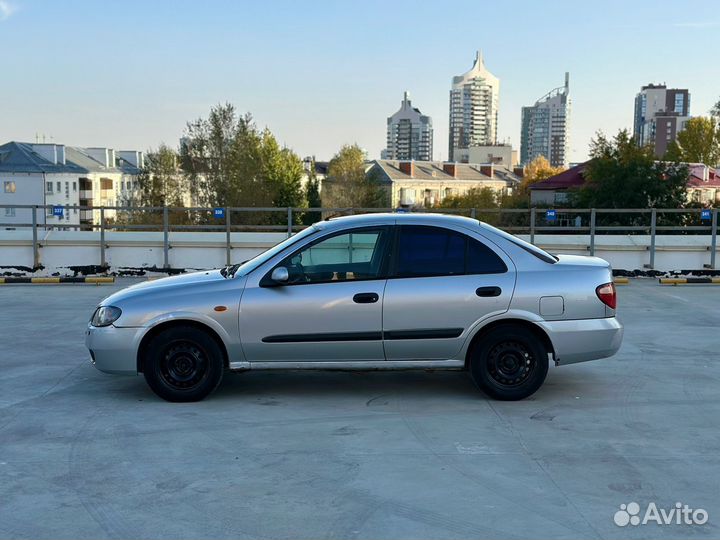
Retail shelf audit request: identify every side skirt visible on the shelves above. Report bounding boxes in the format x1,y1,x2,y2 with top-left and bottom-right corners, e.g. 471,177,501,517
228,360,465,371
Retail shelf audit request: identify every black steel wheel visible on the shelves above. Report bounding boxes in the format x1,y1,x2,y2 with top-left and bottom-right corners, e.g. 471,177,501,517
470,325,548,400
143,326,224,402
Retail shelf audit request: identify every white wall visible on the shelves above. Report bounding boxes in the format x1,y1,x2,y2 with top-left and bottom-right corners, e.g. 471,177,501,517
0,230,718,275
0,172,44,226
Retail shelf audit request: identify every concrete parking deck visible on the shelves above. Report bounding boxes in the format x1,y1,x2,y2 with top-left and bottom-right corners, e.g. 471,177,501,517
1,279,719,539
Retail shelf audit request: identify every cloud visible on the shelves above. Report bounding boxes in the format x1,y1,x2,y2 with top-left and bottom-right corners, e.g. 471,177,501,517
0,0,17,21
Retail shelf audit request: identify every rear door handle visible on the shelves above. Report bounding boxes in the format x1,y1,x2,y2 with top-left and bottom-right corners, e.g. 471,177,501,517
476,286,502,297
353,292,379,304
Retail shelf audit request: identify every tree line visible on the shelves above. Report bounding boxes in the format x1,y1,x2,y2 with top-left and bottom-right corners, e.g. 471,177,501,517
128,103,386,226
127,97,720,227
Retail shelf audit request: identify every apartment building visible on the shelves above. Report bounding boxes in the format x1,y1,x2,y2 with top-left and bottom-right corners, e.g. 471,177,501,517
0,141,143,230
369,159,521,208
448,51,500,161
520,73,571,168
383,92,433,161
633,84,691,157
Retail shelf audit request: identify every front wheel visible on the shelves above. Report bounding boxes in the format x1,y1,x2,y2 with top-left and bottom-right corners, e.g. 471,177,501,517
142,326,224,402
469,325,548,401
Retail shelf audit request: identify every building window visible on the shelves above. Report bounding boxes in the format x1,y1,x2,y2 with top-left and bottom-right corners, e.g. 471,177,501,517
4,181,16,193
56,181,61,192
46,181,53,194
5,207,15,217
73,181,77,192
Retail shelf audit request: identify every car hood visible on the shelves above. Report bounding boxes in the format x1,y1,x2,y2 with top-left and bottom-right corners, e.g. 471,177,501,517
101,269,227,306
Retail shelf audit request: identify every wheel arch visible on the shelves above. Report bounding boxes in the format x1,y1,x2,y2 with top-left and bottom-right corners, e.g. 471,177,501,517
137,319,230,373
464,318,555,368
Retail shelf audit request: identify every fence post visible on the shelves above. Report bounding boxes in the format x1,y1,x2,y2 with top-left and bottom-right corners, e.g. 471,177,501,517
710,208,718,270
470,208,477,219
32,206,40,269
225,207,232,266
530,208,536,244
647,208,657,270
287,207,293,238
589,208,596,256
100,207,106,268
163,206,169,269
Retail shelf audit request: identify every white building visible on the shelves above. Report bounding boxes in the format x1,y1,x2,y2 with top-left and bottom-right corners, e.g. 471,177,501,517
369,159,520,208
453,144,518,168
383,92,433,161
449,51,500,161
0,141,143,230
520,73,571,168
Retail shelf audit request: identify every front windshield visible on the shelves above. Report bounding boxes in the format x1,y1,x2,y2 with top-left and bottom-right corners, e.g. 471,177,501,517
233,225,320,277
480,222,558,264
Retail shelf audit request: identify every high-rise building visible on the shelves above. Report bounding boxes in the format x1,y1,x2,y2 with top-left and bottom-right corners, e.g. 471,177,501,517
633,84,690,157
448,51,500,161
383,92,433,161
520,73,571,168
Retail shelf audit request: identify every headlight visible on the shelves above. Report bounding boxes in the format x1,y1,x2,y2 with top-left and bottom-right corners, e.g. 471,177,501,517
91,306,122,327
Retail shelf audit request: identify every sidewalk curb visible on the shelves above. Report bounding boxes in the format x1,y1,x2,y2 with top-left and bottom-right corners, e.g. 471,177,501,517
658,277,720,285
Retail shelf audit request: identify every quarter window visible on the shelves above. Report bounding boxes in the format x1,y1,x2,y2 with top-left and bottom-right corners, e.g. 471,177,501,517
4,181,15,193
276,228,390,284
395,226,507,278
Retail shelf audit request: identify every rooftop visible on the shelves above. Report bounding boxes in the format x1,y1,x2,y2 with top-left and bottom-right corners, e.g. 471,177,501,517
372,160,521,185
0,141,143,175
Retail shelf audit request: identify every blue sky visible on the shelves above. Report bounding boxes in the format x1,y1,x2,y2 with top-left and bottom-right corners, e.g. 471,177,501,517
1,0,718,163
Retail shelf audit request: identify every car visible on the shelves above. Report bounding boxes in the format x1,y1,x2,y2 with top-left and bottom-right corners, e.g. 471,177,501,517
86,213,623,402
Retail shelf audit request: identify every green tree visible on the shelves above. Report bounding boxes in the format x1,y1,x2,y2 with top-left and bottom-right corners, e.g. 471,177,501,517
302,159,322,225
180,103,307,224
438,187,499,224
665,117,720,167
575,130,688,224
711,97,720,119
137,144,185,207
323,144,388,209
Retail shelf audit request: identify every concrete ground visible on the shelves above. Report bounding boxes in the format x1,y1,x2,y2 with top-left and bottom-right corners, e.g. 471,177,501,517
0,279,718,540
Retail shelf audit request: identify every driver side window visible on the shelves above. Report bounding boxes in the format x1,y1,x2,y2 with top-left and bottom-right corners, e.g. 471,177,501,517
279,228,389,284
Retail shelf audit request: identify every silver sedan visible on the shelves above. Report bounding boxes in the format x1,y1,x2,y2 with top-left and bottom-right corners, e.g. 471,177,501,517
86,213,623,402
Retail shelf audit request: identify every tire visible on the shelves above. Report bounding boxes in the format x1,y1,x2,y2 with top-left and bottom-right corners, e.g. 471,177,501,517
142,326,224,402
469,324,548,401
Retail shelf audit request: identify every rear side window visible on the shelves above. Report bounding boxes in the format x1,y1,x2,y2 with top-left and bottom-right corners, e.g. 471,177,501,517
467,237,508,274
395,226,507,278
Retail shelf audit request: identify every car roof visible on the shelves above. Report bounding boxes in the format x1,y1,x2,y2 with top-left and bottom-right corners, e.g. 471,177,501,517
320,212,481,230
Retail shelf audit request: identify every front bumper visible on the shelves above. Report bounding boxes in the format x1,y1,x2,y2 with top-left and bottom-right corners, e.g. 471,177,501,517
85,324,143,375
539,317,623,366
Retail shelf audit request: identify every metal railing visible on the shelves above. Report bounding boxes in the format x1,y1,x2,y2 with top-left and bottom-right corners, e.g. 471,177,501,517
0,204,718,271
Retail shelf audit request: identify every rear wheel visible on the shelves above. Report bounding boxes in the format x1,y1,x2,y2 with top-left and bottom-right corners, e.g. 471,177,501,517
470,325,548,401
142,326,224,402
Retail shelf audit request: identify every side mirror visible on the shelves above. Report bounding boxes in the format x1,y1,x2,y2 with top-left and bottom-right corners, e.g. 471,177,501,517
270,266,289,284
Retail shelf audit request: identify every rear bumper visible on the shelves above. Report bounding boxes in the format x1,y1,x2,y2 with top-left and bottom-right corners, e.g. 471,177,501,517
85,324,142,375
539,317,623,366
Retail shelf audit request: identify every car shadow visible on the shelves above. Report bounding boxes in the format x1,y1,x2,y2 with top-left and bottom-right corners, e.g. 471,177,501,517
87,363,589,405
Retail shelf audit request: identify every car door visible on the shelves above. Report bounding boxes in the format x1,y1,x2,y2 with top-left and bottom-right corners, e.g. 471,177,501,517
382,224,516,361
239,226,392,363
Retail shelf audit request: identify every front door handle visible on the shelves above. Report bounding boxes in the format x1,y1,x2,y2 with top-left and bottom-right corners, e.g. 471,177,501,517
353,292,379,304
476,286,502,297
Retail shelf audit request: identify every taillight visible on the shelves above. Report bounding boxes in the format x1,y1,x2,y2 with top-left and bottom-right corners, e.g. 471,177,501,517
596,282,617,310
